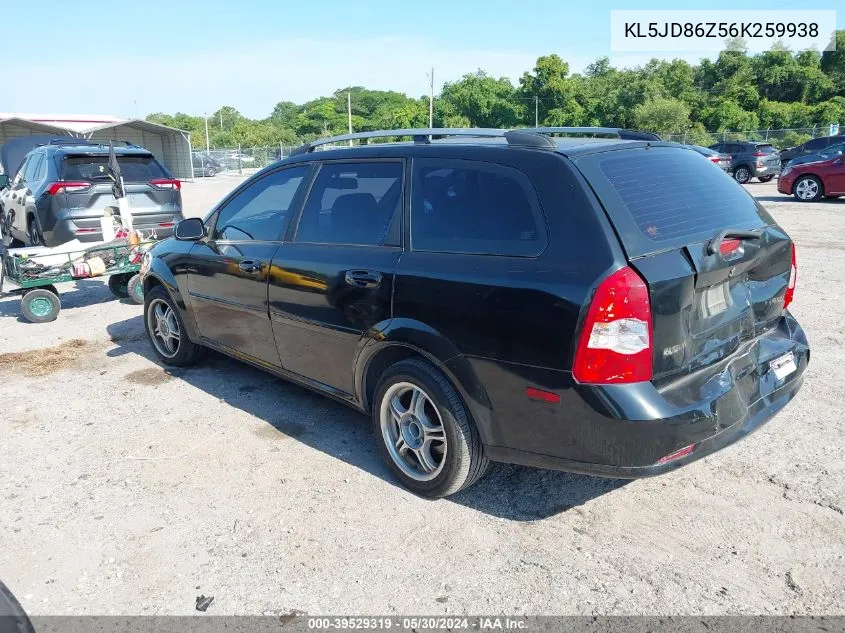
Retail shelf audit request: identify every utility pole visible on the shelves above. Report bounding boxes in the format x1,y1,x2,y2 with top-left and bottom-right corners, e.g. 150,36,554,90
535,96,539,127
428,67,434,128
204,113,210,151
347,91,353,146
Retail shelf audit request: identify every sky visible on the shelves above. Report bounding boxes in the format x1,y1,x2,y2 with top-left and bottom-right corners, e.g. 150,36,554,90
4,0,842,119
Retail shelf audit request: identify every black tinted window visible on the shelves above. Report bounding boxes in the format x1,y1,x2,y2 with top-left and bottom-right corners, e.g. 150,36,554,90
577,147,771,257
820,142,845,158
411,159,546,256
213,166,308,241
62,155,168,181
756,144,777,154
296,162,402,246
803,138,827,151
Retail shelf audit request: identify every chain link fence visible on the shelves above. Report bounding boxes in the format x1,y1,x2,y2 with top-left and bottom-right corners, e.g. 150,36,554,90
190,126,842,178
664,126,842,149
191,146,299,179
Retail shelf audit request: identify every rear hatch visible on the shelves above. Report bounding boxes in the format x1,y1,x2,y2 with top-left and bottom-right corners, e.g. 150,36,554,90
754,143,781,173
573,145,794,385
58,153,182,231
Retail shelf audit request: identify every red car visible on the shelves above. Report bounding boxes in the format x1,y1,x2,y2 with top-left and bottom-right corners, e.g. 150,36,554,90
778,154,845,201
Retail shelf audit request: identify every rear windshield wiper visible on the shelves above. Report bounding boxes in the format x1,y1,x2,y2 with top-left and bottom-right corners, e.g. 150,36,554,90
706,229,763,255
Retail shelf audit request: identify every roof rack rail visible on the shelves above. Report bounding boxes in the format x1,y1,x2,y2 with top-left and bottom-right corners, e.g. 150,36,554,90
290,126,657,156
521,127,662,141
45,138,94,146
292,128,512,155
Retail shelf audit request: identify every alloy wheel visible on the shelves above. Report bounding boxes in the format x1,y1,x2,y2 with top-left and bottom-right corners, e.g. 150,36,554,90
147,298,181,358
379,382,447,481
795,178,819,200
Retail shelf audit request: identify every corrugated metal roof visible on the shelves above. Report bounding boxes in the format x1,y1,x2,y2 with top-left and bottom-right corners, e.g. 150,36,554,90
0,117,82,135
82,119,189,136
0,114,188,135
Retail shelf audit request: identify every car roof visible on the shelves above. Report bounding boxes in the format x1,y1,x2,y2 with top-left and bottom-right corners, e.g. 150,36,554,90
266,137,681,174
46,144,152,156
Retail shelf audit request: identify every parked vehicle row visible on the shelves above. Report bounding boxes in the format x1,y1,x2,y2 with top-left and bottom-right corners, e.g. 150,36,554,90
141,127,808,498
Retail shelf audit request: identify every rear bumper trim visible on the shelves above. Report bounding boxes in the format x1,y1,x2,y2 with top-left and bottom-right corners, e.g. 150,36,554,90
485,371,805,479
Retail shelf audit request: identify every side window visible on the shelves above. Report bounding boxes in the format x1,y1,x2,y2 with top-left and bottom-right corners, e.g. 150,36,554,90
212,165,308,241
821,143,845,158
23,154,43,183
804,138,826,151
295,161,403,246
411,158,547,257
14,156,32,185
34,153,48,181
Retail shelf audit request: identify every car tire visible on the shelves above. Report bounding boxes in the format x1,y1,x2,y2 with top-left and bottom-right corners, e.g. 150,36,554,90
733,166,751,184
107,273,132,298
21,287,61,323
793,175,824,202
758,175,774,182
26,216,45,246
144,285,203,366
205,167,216,177
372,358,490,498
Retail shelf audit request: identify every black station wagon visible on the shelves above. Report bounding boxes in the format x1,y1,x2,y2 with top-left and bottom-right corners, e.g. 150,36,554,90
140,127,808,498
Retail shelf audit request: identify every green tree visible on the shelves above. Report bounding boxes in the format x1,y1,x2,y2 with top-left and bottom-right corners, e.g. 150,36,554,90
821,31,845,96
633,97,691,135
440,71,522,128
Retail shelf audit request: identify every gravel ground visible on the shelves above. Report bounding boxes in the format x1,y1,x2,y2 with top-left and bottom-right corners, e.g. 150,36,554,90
0,178,843,616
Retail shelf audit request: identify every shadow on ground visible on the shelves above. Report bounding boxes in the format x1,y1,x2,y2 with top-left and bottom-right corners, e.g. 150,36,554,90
0,278,126,319
107,315,627,521
754,195,845,205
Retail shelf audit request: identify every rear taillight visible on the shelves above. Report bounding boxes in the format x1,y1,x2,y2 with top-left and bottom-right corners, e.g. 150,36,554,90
720,238,743,256
47,181,91,195
572,266,653,384
752,151,767,157
150,178,181,191
708,156,720,163
784,243,797,310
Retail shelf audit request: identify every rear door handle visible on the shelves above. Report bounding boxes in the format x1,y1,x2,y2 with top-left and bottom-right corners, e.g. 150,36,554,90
345,270,382,288
238,259,262,273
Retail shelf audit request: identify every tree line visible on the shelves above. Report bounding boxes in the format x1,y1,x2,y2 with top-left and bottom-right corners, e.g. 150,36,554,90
148,31,845,151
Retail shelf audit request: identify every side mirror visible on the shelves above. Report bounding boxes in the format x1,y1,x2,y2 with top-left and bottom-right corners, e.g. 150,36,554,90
0,174,8,189
175,217,205,241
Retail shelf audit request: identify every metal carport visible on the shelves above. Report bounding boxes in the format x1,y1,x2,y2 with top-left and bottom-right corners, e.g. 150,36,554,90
81,119,192,180
0,117,81,151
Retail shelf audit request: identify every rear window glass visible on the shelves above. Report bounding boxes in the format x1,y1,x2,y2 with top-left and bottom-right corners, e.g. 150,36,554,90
62,155,168,182
575,147,772,257
756,144,777,154
411,158,547,257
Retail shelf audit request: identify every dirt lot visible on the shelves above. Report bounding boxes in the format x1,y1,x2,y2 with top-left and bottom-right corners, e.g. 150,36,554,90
1,178,843,616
